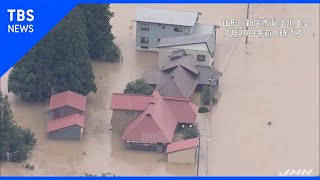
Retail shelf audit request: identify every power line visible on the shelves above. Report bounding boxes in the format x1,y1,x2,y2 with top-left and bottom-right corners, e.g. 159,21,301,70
222,37,241,73
215,40,236,68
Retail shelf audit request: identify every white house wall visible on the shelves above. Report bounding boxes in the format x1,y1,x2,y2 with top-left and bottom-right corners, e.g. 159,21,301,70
159,45,213,68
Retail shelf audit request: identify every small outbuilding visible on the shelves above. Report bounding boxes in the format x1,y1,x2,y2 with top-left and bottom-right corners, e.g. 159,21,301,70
49,90,86,119
47,113,85,140
166,138,199,164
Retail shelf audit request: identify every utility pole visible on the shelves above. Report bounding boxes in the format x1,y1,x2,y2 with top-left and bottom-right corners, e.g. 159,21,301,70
196,135,201,177
246,3,250,44
209,78,213,112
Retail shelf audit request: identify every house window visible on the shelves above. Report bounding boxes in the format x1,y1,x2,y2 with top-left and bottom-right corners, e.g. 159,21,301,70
140,37,149,44
141,46,149,49
174,27,182,32
184,28,189,34
162,26,165,29
197,55,206,61
126,111,135,116
141,24,149,31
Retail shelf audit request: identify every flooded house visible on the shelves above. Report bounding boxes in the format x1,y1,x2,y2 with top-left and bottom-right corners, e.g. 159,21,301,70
47,113,85,140
142,53,222,98
135,7,201,51
166,138,199,164
49,90,86,119
158,33,216,68
110,91,199,152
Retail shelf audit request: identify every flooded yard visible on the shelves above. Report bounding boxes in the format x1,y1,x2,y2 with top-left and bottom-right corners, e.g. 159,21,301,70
0,4,319,176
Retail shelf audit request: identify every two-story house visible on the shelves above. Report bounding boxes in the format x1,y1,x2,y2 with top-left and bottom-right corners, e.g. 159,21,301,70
135,7,201,51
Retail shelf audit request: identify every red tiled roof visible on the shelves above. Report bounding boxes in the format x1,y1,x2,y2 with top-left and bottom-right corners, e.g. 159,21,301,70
163,97,198,124
47,113,85,133
110,92,198,124
166,138,199,153
122,91,177,144
110,93,151,111
49,91,86,112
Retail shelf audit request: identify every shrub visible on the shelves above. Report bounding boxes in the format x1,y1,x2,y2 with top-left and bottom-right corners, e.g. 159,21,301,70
212,97,218,105
201,86,218,106
181,127,200,140
124,79,154,95
198,107,209,113
200,86,211,105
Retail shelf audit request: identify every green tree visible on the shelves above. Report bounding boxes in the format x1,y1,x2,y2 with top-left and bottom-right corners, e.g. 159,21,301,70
0,92,36,162
8,35,53,101
8,7,97,101
124,79,154,95
200,86,218,106
79,4,121,62
200,86,211,105
48,6,97,95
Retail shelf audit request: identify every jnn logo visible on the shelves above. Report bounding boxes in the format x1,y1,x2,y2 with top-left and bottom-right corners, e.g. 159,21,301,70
7,9,34,33
278,169,313,176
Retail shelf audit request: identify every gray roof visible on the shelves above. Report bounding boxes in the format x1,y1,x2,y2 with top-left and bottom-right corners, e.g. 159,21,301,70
155,66,198,98
192,23,215,35
196,66,222,85
135,7,200,27
163,55,199,75
142,57,222,98
158,34,215,54
142,70,167,85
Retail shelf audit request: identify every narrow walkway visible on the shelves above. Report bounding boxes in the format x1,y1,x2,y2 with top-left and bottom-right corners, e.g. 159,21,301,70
197,110,211,176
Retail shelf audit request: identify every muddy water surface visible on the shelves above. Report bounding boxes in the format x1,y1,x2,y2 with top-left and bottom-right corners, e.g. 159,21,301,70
1,4,319,176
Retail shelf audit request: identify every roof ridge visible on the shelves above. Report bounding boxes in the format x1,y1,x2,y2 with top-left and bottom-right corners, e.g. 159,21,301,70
163,96,190,102
171,65,183,78
66,91,71,108
113,92,151,97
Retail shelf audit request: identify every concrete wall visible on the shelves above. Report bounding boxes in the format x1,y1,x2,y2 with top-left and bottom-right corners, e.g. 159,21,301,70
159,46,213,68
136,21,193,50
51,106,84,119
48,125,82,140
167,147,197,164
111,110,142,135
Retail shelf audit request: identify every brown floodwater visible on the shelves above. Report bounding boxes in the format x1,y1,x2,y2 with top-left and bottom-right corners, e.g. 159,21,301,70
0,4,319,176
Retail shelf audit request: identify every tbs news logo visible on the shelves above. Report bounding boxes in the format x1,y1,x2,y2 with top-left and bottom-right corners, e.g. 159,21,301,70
7,9,34,33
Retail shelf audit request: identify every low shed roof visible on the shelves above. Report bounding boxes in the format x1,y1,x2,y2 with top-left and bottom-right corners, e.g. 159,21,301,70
47,113,85,133
49,91,86,112
135,7,200,27
166,138,199,153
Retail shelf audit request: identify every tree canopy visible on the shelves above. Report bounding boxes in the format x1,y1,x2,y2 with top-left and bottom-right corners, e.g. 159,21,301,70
8,5,124,101
0,92,36,162
79,4,121,62
124,79,154,95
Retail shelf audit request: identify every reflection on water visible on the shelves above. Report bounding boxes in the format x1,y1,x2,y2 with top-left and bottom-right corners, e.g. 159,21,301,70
1,4,319,176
